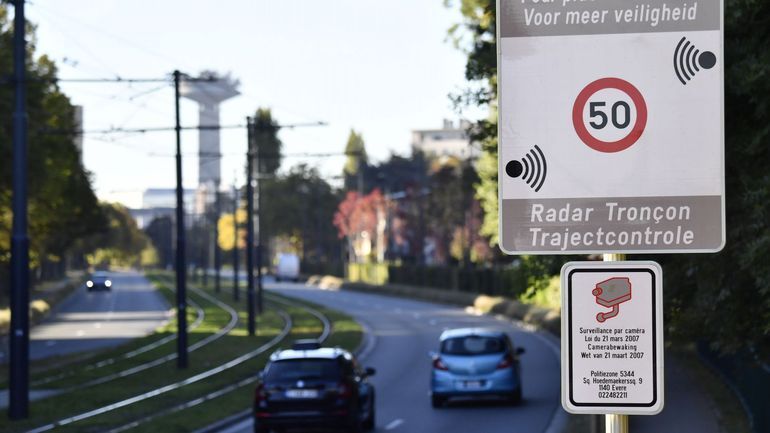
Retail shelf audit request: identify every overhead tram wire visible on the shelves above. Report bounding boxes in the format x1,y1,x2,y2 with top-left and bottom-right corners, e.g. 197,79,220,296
27,4,122,78
29,1,197,71
30,120,327,136
147,150,359,159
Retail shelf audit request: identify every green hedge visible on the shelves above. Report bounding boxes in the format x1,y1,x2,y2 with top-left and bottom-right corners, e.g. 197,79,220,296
333,262,528,299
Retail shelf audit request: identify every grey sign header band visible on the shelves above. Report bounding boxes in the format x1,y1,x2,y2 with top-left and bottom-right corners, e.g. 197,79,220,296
500,195,723,254
500,0,720,38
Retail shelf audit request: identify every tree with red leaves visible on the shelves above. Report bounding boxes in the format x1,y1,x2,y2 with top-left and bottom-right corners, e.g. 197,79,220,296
333,189,386,262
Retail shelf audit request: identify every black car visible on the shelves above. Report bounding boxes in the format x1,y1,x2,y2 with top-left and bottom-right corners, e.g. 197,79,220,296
254,340,376,433
86,272,112,291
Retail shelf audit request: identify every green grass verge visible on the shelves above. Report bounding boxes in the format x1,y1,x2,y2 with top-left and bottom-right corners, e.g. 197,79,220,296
124,281,363,433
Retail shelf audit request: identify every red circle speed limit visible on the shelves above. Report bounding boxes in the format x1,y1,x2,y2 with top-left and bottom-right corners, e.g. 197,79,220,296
572,78,647,153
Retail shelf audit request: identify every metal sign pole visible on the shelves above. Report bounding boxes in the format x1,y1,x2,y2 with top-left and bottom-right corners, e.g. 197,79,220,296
603,253,628,433
606,414,629,433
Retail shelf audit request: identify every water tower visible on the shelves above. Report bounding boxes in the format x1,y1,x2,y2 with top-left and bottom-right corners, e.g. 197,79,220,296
179,71,240,198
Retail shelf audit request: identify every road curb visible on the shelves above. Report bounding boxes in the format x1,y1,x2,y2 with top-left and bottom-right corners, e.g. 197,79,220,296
336,279,561,336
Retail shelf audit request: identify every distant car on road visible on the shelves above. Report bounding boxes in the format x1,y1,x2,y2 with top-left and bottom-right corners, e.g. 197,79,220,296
430,328,525,407
254,340,376,433
86,272,112,291
275,253,300,282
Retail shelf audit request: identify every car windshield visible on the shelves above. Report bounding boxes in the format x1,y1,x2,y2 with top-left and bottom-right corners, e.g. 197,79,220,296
440,336,506,356
265,359,341,382
92,274,107,280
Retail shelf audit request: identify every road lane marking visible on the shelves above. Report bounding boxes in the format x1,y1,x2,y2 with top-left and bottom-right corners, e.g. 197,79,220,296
76,330,85,337
385,419,404,430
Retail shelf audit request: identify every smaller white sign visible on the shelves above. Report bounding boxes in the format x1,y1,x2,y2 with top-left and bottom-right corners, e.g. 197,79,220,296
561,261,664,415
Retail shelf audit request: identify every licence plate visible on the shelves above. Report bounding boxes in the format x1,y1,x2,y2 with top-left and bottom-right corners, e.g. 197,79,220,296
461,380,484,390
285,389,319,398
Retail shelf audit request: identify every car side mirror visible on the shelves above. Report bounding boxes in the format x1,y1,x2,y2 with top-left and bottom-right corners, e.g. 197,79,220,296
365,367,376,377
516,347,526,355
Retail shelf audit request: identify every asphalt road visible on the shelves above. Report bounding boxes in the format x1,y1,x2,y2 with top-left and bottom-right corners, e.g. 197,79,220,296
220,280,565,433
28,269,170,360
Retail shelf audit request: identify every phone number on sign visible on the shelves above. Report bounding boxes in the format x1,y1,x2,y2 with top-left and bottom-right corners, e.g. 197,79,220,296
598,391,628,399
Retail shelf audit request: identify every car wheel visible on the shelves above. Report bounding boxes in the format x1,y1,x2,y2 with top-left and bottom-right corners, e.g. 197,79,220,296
363,393,376,431
508,387,523,405
348,418,363,433
431,394,446,408
253,419,269,433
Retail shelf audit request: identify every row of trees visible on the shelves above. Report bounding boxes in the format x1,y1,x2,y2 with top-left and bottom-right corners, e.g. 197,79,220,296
335,129,493,266
0,7,157,305
445,0,770,356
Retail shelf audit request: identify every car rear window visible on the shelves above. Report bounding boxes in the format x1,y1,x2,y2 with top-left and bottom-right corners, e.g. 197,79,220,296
265,359,341,382
441,336,506,355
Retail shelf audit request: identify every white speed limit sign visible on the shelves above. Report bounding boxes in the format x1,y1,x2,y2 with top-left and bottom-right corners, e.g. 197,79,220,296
497,0,724,255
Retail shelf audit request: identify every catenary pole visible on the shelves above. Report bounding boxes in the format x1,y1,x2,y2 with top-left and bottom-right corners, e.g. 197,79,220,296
245,117,256,335
173,70,189,369
9,0,29,419
214,188,222,293
256,124,264,315
233,182,240,302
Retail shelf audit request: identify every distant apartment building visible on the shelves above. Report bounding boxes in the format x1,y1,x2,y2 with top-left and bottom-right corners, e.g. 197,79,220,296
129,188,196,229
142,188,196,210
411,119,479,160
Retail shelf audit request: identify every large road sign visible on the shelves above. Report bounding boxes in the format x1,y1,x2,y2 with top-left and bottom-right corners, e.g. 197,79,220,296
561,261,664,415
497,0,724,254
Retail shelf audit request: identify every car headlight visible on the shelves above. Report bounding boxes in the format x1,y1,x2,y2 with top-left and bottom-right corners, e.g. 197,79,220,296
105,280,112,287
87,281,93,288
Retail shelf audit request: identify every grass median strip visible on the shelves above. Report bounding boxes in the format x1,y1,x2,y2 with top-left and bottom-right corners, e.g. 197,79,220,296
17,275,196,389
0,272,270,432
26,278,209,390
1,273,364,433
104,288,364,433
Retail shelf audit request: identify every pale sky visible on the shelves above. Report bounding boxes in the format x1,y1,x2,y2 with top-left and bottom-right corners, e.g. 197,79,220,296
24,0,480,208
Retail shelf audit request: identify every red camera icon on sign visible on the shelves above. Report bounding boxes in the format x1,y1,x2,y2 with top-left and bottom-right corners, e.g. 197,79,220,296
592,277,632,323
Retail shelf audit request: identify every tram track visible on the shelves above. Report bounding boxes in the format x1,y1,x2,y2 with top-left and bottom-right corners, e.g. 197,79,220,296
22,291,333,433
30,296,206,388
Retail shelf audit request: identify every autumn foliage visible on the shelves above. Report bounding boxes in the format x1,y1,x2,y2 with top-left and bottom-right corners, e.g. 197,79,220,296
333,189,385,239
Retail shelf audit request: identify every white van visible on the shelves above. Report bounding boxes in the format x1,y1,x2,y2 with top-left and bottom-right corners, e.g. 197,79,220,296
275,253,300,282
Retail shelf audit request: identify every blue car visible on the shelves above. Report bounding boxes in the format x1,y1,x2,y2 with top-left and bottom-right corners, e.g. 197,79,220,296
430,328,525,407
